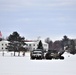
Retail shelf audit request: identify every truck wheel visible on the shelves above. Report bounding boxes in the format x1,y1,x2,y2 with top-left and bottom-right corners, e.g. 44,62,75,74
31,57,35,60
46,56,52,60
60,56,64,60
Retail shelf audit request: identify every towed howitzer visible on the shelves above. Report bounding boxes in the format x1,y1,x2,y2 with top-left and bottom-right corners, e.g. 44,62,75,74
45,50,65,60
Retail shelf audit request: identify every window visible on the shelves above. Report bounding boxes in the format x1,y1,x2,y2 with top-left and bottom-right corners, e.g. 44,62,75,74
2,44,3,46
5,44,7,46
33,48,35,50
2,47,3,49
33,44,35,46
29,44,31,46
5,47,7,49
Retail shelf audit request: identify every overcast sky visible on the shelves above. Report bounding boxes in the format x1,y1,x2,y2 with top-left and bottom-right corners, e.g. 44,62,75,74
0,0,76,40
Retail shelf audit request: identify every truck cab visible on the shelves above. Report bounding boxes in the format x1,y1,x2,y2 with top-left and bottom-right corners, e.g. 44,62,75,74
30,49,44,59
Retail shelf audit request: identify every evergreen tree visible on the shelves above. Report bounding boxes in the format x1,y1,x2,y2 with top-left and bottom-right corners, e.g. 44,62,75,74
69,40,76,54
7,31,26,56
37,40,43,50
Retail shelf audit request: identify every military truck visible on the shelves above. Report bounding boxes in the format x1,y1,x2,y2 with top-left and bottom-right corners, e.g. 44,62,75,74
30,49,44,60
45,50,65,60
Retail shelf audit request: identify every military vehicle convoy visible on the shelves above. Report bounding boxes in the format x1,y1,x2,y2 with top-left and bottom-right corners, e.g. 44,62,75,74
30,49,65,60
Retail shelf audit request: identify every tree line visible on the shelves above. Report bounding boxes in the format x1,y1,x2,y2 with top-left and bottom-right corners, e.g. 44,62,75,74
0,31,76,56
45,35,76,55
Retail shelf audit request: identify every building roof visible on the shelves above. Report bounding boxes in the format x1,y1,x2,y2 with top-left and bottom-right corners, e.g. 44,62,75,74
0,40,10,43
25,40,48,45
25,41,38,44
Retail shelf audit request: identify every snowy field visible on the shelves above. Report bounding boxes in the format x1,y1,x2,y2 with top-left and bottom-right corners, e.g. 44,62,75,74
0,52,76,75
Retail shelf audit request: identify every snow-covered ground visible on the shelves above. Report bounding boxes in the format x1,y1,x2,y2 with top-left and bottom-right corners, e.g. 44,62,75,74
0,51,76,75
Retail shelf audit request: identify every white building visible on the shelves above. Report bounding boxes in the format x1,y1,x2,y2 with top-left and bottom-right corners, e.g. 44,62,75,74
25,40,48,51
0,40,10,51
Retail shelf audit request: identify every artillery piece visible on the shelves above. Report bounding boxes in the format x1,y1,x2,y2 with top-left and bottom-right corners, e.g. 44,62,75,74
45,50,65,60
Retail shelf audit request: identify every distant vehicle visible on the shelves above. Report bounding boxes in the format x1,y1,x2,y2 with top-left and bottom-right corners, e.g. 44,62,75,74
45,50,65,60
30,49,44,59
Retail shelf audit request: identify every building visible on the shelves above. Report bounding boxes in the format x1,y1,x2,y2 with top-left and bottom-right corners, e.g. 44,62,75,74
25,40,48,51
0,40,10,51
